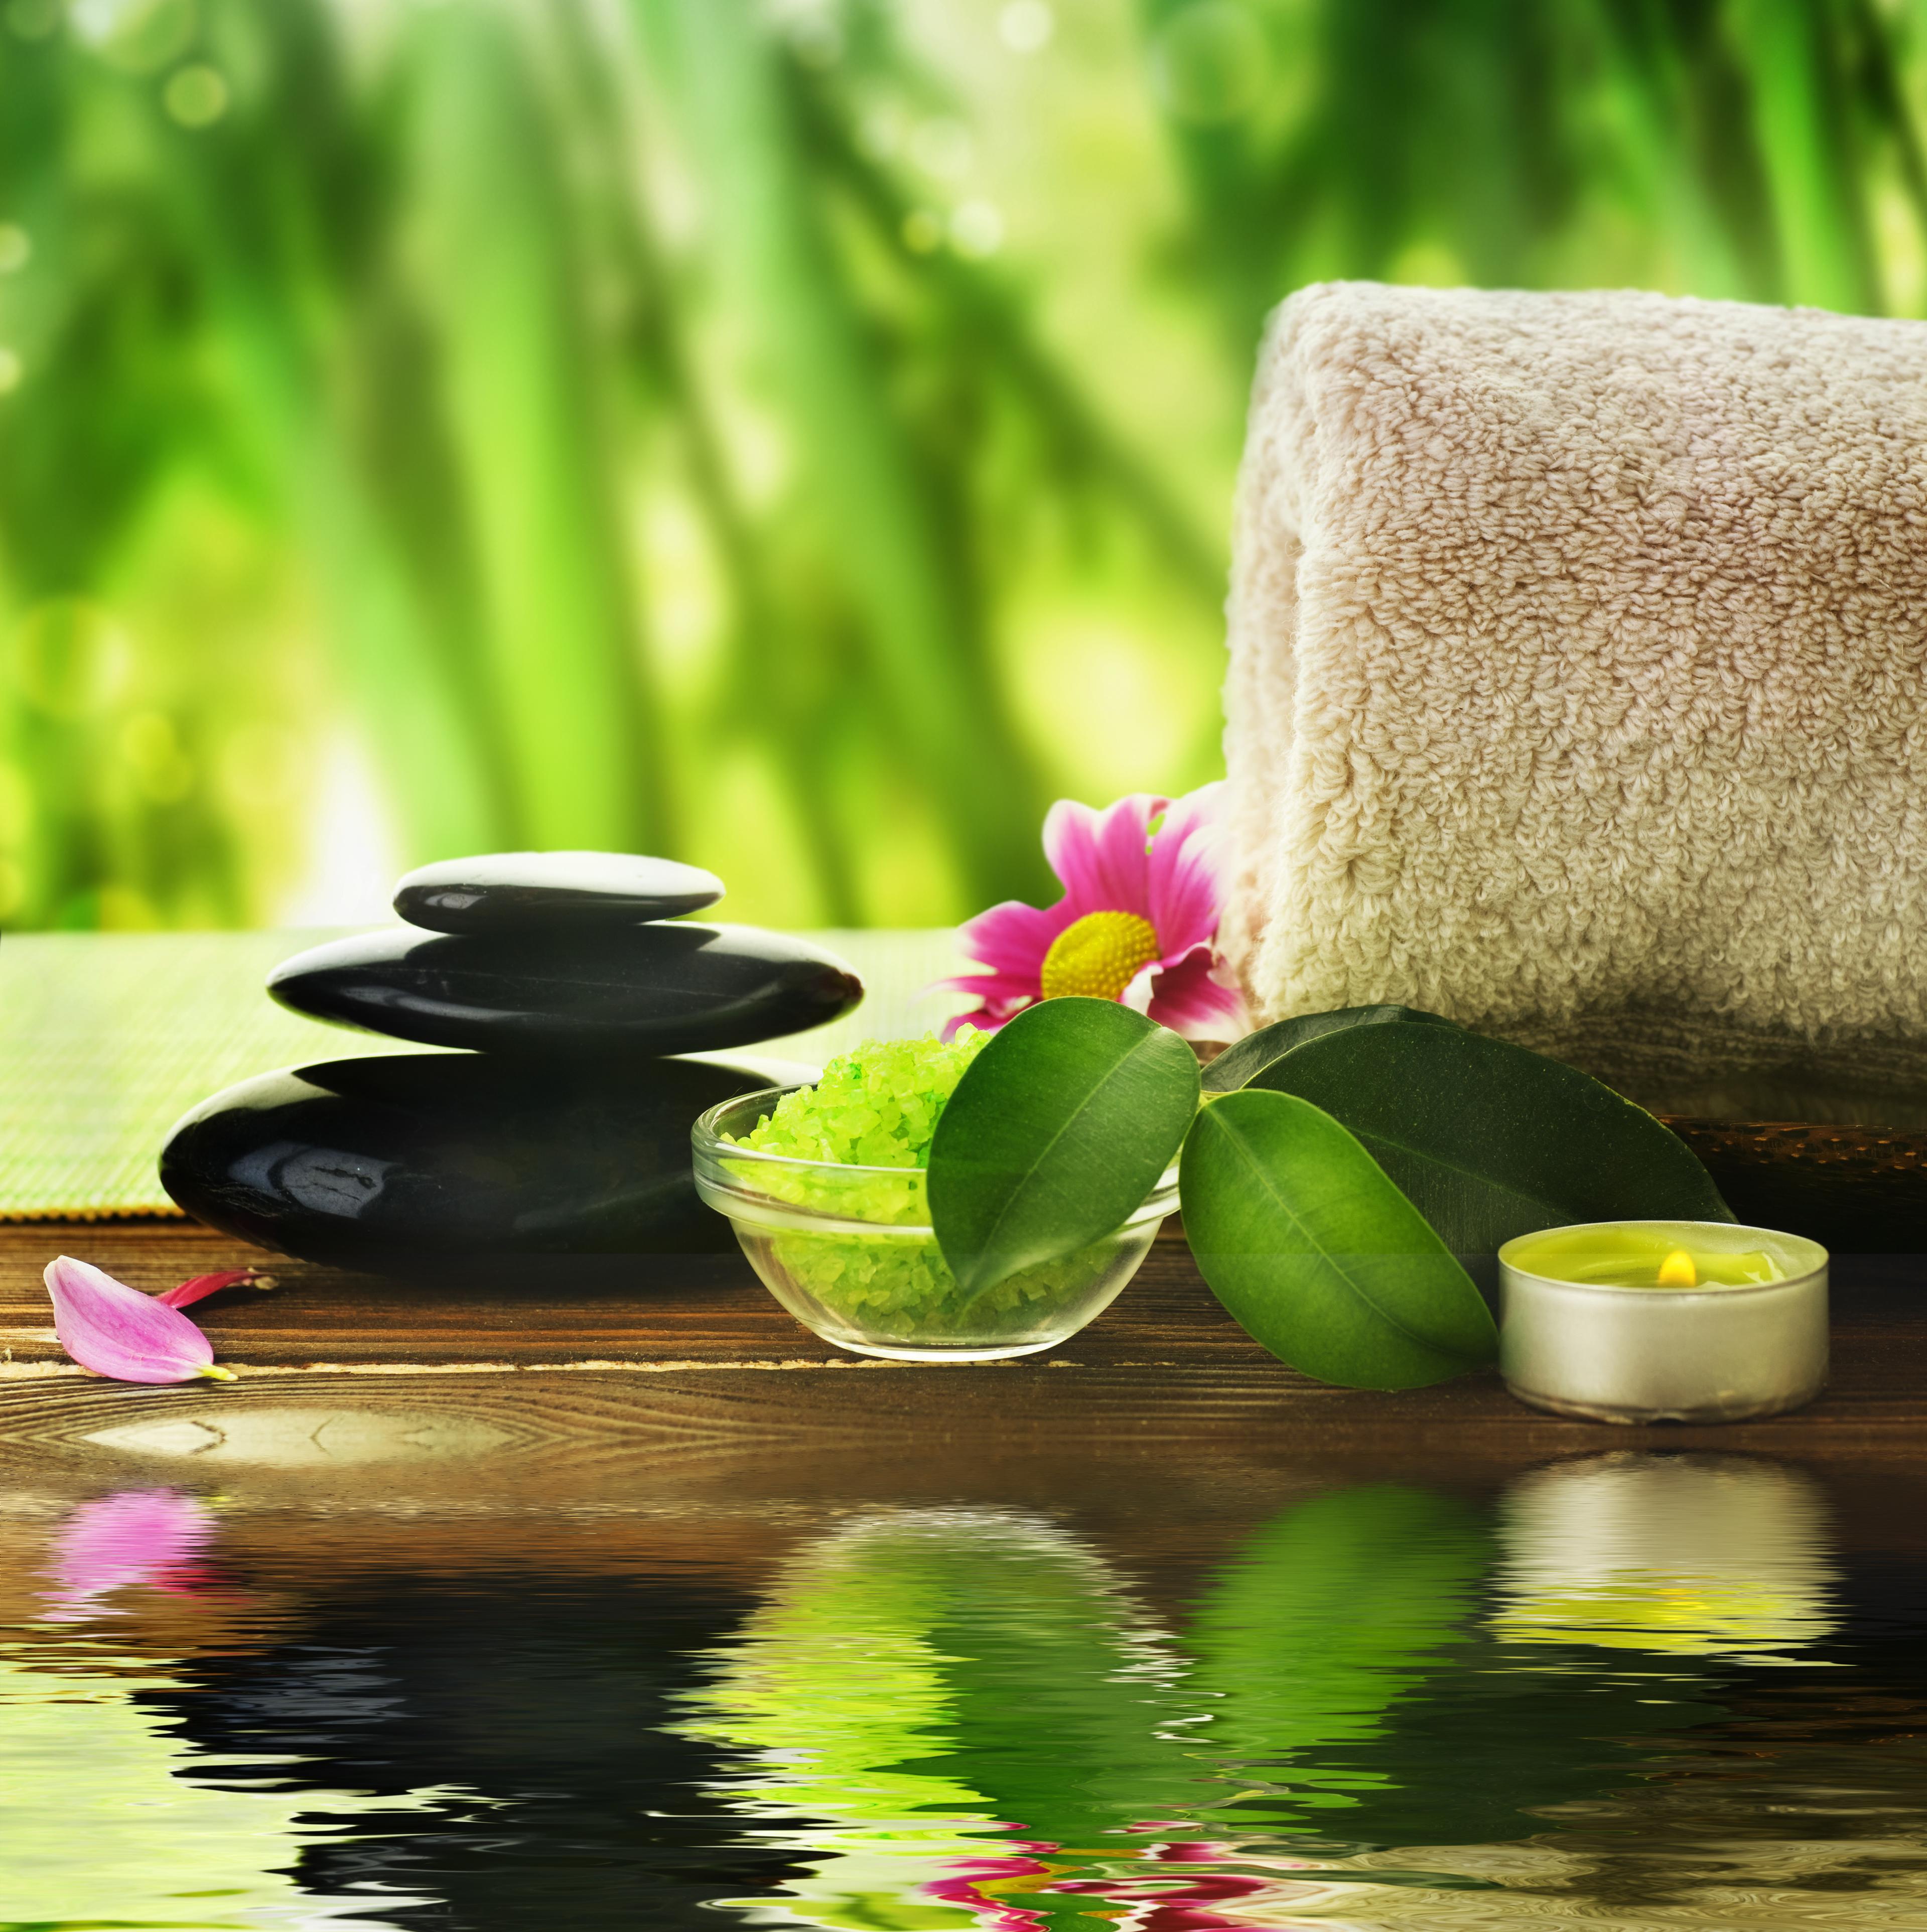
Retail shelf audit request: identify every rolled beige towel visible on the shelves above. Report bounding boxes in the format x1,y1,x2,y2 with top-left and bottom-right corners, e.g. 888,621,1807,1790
1223,281,1927,1095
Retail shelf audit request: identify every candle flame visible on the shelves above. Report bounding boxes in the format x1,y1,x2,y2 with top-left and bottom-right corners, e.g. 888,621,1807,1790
1657,1247,1698,1287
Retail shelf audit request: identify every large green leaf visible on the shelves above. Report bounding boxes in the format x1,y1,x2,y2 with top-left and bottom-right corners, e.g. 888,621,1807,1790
1250,1022,1734,1253
1202,1003,1459,1093
1182,1089,1497,1389
928,997,1200,1299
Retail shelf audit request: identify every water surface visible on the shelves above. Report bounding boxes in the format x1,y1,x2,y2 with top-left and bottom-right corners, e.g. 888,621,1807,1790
4,1451,1925,1929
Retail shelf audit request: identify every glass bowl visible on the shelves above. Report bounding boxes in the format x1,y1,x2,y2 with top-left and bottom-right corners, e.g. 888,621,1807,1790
691,1087,1178,1361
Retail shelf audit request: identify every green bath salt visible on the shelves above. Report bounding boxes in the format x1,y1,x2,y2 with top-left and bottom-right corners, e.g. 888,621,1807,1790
723,1031,1113,1331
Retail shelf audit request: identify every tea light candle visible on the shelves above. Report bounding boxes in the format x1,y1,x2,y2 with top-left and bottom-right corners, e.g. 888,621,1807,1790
1497,1220,1828,1424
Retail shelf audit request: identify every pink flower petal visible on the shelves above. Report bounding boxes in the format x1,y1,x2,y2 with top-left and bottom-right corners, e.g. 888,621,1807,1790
156,1268,276,1310
955,896,1078,978
44,1256,235,1385
1146,782,1230,957
41,1489,217,1622
1042,794,1167,920
1146,944,1248,1039
931,967,1038,1004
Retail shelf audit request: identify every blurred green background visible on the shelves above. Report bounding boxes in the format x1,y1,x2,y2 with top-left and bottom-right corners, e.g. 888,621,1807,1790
4,0,1926,933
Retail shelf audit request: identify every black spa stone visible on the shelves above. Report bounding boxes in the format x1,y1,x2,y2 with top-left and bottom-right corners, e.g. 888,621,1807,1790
159,1054,771,1279
394,850,724,934
267,924,863,1058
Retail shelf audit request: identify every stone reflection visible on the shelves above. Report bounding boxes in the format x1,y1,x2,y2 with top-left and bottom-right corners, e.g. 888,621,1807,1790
3,1488,444,1928
1492,1454,1839,1662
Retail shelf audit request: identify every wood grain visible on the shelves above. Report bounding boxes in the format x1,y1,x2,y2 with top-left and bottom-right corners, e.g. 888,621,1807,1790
2,1223,1925,1490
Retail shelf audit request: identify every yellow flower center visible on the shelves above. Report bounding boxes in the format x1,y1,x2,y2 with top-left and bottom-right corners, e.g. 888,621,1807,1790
1039,910,1162,1003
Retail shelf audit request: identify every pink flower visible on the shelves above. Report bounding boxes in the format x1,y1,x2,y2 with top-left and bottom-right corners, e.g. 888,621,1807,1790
940,784,1246,1041
43,1255,237,1384
41,1489,219,1622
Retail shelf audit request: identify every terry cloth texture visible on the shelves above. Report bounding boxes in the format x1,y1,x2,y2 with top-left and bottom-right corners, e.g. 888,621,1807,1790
1223,281,1927,1084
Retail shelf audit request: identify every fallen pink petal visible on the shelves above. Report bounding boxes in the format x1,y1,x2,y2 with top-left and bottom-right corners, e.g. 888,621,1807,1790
156,1267,278,1310
43,1255,238,1385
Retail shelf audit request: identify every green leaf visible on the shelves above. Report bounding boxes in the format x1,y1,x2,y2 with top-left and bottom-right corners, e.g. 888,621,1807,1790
1249,1023,1735,1253
1182,1089,1497,1389
1202,1004,1459,1093
928,997,1200,1299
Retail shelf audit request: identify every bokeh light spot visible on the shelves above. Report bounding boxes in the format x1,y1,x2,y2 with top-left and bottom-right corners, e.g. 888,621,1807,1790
119,712,195,803
949,200,1005,259
0,226,31,274
13,601,131,720
164,63,228,127
999,2,1054,53
901,208,943,254
0,762,34,846
0,348,21,395
218,721,302,812
909,118,974,181
73,0,196,74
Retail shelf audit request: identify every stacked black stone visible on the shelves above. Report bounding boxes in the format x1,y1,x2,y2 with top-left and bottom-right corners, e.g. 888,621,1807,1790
159,853,863,1282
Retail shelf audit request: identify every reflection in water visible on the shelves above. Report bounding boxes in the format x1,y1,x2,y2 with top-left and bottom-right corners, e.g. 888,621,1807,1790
1493,1455,1839,1661
4,1491,454,1926
1,1458,1924,1929
677,1506,1240,1926
41,1487,221,1622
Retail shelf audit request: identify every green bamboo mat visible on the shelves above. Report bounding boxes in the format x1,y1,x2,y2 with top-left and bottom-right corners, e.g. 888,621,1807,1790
0,929,968,1219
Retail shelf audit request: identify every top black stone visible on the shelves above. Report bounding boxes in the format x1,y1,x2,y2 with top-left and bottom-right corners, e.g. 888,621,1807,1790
394,851,724,934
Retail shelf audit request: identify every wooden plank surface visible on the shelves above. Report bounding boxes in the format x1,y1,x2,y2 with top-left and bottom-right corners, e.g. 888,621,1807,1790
2,1224,1925,1482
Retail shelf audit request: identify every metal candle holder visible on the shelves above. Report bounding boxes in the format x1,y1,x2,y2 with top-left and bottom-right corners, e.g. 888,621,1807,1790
1496,1220,1830,1425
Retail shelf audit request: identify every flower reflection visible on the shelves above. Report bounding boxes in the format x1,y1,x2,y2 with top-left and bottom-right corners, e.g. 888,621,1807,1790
40,1487,222,1623
1492,1454,1838,1663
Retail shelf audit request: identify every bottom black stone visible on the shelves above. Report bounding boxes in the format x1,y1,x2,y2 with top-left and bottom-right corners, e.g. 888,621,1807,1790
160,1053,774,1281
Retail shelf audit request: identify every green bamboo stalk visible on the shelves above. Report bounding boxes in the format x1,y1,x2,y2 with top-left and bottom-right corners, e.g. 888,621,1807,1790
556,0,866,922
646,0,1047,908
1845,0,1927,309
1730,0,1881,310
790,69,1225,606
399,0,671,853
1588,0,1772,301
134,2,514,867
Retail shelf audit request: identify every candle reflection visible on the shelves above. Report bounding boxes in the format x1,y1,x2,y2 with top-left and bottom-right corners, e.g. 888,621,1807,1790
1492,1455,1839,1663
